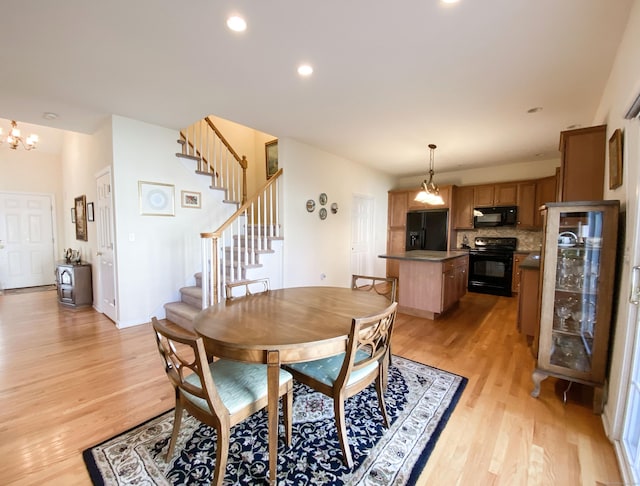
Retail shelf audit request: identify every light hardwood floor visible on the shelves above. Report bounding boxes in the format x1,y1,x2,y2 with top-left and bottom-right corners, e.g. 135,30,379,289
0,289,621,485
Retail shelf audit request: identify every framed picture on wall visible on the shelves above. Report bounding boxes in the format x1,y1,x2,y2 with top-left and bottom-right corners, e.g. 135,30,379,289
139,181,175,216
87,202,95,222
181,190,201,208
74,195,88,241
608,128,623,190
265,139,278,179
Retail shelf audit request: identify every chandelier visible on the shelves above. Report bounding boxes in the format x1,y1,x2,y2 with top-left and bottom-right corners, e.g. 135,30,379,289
1,120,38,150
414,143,444,205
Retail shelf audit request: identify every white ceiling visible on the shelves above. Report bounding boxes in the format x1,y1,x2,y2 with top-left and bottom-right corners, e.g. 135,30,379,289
0,0,633,175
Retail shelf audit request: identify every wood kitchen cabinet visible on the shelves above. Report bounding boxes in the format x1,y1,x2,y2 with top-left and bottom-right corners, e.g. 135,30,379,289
453,185,474,229
474,182,518,207
387,190,408,278
535,175,558,227
516,182,537,229
558,125,606,202
517,262,540,344
512,251,530,292
56,261,93,307
389,254,468,319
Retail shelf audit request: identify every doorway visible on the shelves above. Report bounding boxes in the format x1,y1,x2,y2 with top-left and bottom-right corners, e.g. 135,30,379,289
95,169,117,323
350,194,375,276
0,192,56,290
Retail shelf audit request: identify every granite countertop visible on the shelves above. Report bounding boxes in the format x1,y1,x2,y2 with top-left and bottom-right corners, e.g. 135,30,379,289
378,250,469,262
520,252,541,269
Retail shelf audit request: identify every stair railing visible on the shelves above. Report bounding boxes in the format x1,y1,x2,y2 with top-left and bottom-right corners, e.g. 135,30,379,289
178,116,248,204
200,168,283,308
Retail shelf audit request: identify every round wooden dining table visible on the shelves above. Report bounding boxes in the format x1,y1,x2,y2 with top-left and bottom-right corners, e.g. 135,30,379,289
193,286,390,485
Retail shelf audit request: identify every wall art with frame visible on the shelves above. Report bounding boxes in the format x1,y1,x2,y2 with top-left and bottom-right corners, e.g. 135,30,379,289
608,128,623,190
265,139,278,179
74,195,88,241
139,181,175,216
181,190,201,208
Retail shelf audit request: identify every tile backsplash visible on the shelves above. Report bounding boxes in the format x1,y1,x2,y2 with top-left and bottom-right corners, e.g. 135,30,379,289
456,227,542,252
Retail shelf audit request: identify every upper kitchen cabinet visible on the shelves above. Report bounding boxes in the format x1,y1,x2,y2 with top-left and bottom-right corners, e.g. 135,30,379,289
516,181,537,229
474,182,518,207
535,175,558,227
388,190,408,228
407,185,451,210
558,125,606,202
453,185,475,229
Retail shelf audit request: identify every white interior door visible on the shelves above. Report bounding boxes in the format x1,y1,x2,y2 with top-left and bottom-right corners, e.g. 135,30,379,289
351,194,375,276
96,170,117,323
0,192,55,289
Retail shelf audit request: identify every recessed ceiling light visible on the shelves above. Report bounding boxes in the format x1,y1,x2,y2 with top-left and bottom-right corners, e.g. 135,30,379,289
297,64,313,77
43,112,58,120
566,124,581,129
227,16,247,32
527,107,543,113
442,0,460,3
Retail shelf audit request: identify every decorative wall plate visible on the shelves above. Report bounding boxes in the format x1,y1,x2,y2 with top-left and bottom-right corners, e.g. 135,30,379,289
319,193,328,205
306,199,316,212
319,208,327,220
331,202,338,214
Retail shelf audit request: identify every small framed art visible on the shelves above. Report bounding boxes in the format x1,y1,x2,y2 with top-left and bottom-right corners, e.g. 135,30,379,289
181,190,201,209
139,181,175,216
265,139,278,179
87,202,95,222
608,128,622,190
74,195,88,241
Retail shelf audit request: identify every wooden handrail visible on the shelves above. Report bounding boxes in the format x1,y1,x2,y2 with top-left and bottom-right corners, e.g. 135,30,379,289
201,168,282,238
204,116,245,166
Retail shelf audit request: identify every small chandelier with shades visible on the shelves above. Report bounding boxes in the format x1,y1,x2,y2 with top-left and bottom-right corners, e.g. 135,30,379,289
414,143,444,205
1,120,38,151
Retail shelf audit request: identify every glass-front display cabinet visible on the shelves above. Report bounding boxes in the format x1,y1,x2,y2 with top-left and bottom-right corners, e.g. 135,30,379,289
531,200,619,413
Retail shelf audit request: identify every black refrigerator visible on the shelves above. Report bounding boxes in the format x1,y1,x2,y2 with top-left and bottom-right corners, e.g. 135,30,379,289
405,210,449,251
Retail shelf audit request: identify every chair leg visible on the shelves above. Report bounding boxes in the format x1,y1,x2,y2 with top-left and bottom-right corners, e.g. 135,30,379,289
333,396,354,468
166,396,184,462
282,385,293,447
375,372,390,428
211,426,229,486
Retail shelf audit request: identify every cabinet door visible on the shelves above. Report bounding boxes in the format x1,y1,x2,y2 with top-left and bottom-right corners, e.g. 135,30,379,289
558,125,606,202
388,191,408,228
512,252,528,292
453,186,474,229
517,182,537,229
534,175,557,228
495,183,518,206
442,268,457,311
474,185,495,207
386,229,405,278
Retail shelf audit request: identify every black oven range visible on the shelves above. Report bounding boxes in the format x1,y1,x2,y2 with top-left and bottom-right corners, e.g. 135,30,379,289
467,237,517,297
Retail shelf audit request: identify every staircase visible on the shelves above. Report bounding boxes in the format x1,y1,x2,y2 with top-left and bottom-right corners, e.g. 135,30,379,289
163,117,283,331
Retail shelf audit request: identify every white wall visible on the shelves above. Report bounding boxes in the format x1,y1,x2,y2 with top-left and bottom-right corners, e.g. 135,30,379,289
591,0,640,441
395,157,560,189
279,138,395,288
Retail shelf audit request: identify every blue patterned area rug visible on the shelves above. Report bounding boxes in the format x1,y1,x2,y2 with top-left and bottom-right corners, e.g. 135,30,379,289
83,356,467,485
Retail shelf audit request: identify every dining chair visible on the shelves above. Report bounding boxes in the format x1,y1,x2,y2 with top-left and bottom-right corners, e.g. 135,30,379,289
351,274,398,372
284,301,398,468
151,317,293,486
351,274,397,302
225,278,270,300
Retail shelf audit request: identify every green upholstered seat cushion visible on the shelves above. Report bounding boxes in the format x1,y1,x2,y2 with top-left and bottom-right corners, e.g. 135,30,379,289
183,360,292,415
287,349,378,388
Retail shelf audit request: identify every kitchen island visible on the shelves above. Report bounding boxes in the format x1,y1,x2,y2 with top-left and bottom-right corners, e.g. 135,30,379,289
379,250,469,319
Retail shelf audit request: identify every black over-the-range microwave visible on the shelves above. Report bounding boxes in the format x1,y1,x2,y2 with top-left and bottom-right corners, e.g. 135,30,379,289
473,206,518,228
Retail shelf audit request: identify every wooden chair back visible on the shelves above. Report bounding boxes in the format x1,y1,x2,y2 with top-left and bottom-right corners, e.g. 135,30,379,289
225,278,270,300
351,274,398,302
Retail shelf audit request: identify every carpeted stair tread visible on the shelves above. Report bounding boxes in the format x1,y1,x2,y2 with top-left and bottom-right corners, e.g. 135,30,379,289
164,301,200,331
